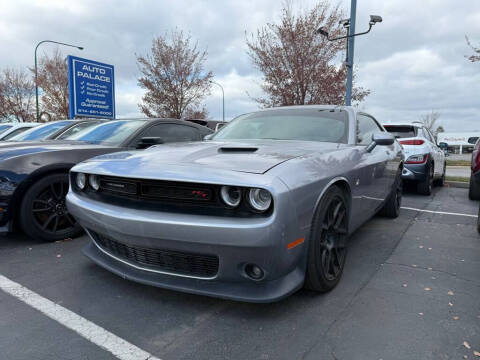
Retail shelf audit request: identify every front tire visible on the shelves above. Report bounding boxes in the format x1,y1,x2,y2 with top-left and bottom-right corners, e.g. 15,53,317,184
19,173,82,242
305,186,348,292
417,162,433,196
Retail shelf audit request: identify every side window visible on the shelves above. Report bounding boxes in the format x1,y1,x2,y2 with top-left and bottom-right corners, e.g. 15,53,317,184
427,129,435,144
356,114,382,145
56,121,101,140
422,127,433,143
2,127,29,140
140,123,200,143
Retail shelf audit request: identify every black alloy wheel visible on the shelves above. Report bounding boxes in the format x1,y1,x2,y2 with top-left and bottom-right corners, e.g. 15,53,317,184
305,186,348,292
379,170,402,218
20,173,82,242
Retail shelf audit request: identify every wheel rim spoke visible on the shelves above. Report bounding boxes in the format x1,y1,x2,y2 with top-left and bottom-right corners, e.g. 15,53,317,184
64,213,76,226
32,200,52,213
42,214,56,230
50,183,64,200
333,208,346,231
52,216,59,232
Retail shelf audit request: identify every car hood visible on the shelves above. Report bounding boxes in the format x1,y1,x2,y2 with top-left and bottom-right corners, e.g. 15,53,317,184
86,140,346,175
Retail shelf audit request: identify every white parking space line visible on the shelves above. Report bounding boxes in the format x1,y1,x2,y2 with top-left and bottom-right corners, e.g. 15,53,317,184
401,206,478,218
0,274,161,360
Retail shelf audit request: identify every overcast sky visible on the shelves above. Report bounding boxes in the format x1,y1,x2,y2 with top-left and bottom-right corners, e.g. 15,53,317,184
1,0,480,132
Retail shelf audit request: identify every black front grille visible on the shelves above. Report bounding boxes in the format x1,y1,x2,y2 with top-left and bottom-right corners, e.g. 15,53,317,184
97,176,218,204
91,230,219,278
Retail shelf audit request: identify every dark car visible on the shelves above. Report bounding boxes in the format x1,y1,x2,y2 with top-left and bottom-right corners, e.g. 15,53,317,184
4,119,104,143
0,118,212,241
469,138,480,200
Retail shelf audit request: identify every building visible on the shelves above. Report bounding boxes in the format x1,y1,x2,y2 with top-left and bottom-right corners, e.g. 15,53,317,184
437,131,480,153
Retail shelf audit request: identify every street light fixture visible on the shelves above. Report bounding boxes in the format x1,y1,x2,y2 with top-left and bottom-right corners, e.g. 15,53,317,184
209,80,225,122
316,0,382,106
34,40,84,121
316,15,382,41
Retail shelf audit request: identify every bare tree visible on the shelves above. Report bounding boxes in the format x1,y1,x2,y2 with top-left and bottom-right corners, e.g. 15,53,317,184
420,110,441,132
246,1,369,107
0,68,35,122
137,30,213,119
183,106,209,120
433,125,445,141
466,36,480,63
31,49,69,120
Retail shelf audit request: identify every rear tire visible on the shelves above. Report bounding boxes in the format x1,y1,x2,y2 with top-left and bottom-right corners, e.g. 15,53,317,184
305,186,348,292
19,173,82,242
469,172,480,200
417,162,433,196
433,161,446,187
379,170,402,218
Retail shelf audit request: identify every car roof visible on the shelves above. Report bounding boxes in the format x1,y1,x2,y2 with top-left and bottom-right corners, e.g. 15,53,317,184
255,104,353,112
383,122,423,128
1,122,39,127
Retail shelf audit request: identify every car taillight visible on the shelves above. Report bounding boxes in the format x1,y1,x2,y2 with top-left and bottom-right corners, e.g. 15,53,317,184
399,139,425,145
405,154,429,164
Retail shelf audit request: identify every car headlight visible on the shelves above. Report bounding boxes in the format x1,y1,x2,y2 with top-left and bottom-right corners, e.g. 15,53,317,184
76,173,86,190
89,174,100,191
247,188,272,212
220,186,242,207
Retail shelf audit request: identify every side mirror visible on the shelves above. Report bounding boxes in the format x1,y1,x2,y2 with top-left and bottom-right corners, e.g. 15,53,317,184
137,137,164,149
366,132,395,152
215,123,226,132
203,134,213,140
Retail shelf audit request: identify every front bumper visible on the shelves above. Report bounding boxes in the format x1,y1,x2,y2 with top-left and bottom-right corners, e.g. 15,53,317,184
402,163,428,182
66,189,308,303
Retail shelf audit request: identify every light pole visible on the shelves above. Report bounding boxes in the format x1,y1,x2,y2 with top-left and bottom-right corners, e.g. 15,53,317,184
210,80,225,122
316,0,382,106
35,40,83,121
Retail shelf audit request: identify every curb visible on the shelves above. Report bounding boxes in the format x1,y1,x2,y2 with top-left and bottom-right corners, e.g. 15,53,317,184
445,181,469,189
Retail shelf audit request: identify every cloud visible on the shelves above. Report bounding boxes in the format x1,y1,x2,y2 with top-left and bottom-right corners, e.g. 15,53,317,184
0,0,479,130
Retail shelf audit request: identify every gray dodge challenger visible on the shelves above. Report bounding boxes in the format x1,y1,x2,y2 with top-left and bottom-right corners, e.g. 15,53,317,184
66,105,404,302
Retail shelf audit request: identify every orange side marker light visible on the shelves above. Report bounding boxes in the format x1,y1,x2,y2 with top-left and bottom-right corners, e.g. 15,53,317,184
287,237,305,249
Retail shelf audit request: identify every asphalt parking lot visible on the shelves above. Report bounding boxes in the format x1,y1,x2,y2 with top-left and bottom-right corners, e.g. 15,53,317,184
0,186,479,360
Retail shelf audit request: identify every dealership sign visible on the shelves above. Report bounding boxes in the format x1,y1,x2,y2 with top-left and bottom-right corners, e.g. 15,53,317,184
67,55,115,119
437,132,480,146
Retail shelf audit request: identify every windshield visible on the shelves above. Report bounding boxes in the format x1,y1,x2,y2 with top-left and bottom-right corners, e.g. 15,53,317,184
384,125,417,138
9,121,72,141
212,108,348,143
55,121,103,140
64,120,146,145
0,124,13,134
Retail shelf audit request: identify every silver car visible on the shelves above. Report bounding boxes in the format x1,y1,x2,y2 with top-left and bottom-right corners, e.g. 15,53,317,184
66,105,404,302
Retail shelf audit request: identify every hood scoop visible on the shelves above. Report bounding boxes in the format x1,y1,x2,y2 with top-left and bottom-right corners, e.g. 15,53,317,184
218,146,258,153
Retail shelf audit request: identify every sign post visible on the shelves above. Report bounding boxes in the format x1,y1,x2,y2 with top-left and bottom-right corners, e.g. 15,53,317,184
67,55,115,119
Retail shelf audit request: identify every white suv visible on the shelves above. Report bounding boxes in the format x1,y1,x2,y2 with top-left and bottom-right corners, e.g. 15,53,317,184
384,122,446,195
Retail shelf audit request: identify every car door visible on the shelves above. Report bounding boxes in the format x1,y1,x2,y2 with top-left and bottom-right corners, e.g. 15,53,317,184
422,127,441,176
129,122,202,148
356,113,393,215
427,128,444,176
